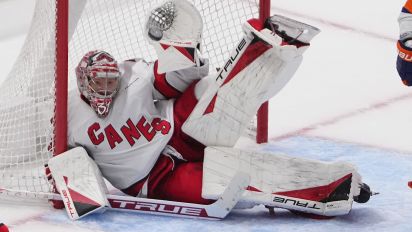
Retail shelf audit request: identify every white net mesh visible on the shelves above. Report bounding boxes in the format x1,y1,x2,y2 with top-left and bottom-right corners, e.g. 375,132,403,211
0,0,260,200
68,0,259,87
0,0,56,198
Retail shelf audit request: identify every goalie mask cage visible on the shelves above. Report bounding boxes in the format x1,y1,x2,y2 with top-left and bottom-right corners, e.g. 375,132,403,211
0,0,270,201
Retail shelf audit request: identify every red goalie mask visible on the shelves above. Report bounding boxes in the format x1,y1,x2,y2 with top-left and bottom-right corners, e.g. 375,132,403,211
76,50,121,118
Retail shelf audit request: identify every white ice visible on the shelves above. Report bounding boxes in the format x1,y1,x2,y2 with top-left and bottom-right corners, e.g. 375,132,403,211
0,0,412,231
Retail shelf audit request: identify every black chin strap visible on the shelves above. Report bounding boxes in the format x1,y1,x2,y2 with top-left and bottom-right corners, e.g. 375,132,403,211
80,94,90,105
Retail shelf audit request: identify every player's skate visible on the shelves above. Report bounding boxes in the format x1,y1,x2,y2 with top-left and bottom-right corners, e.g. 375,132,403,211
202,147,373,217
182,15,320,147
288,182,374,219
354,183,374,203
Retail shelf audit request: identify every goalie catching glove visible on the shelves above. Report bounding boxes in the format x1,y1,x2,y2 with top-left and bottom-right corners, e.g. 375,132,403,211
146,0,203,73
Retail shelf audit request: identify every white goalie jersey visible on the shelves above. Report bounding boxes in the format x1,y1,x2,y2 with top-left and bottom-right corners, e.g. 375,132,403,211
67,58,208,190
68,59,174,189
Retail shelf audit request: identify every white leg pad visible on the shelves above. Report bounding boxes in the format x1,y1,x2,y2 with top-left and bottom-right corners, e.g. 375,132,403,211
202,147,362,216
182,17,316,147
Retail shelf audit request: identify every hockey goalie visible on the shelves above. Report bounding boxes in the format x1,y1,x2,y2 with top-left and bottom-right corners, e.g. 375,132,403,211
47,0,373,220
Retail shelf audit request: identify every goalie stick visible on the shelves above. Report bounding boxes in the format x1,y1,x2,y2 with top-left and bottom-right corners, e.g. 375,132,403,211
0,172,249,220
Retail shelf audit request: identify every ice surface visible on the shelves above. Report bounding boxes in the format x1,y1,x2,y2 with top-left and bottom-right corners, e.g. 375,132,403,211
0,0,411,231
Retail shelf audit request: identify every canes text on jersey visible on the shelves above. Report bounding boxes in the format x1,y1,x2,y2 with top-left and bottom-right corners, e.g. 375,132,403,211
88,116,171,149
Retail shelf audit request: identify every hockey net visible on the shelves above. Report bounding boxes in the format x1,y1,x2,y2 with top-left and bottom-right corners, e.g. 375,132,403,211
0,0,268,201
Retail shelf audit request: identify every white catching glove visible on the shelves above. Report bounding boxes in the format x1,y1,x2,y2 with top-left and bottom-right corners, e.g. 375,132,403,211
146,1,177,41
145,0,203,73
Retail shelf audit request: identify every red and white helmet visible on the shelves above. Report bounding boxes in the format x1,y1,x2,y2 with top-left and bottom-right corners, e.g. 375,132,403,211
75,50,121,118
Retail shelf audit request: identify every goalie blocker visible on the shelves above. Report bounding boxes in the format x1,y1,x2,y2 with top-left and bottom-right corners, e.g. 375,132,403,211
48,147,109,220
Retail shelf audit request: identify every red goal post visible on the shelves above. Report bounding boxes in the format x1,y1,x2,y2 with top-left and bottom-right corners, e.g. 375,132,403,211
257,0,270,144
55,0,68,156
0,0,270,200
